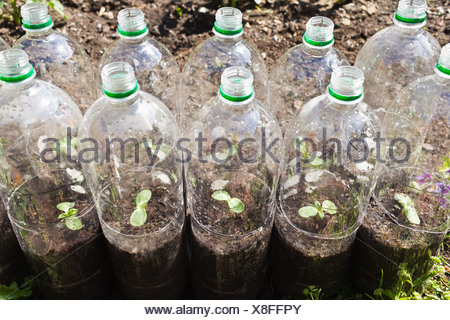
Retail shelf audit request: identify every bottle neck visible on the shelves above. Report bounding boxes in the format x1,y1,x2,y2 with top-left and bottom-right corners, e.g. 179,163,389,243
1,78,37,92
301,44,332,56
25,27,54,38
213,33,242,44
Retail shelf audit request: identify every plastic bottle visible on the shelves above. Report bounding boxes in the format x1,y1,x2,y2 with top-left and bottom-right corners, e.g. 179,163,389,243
355,0,440,114
273,66,380,297
79,62,187,299
14,2,95,113
353,44,450,294
185,66,281,298
0,49,108,299
98,8,179,116
270,16,349,129
0,37,9,51
181,7,268,129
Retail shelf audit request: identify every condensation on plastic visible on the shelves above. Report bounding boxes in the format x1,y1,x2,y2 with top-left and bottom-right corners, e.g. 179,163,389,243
180,8,268,129
270,17,348,129
98,8,179,117
13,3,95,114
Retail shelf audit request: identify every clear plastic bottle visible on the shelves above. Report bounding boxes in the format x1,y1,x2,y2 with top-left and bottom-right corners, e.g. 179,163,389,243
181,7,268,129
270,16,349,129
0,49,108,298
98,8,179,116
185,66,281,298
355,0,440,114
273,66,380,297
79,62,187,299
353,44,450,294
0,37,9,51
14,2,95,113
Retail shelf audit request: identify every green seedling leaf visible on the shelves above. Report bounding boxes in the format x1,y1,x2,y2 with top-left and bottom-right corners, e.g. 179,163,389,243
136,190,152,208
294,137,308,157
65,216,82,230
0,280,33,300
228,198,245,214
317,208,325,219
310,156,324,167
231,145,239,157
212,190,231,201
48,0,67,20
57,202,74,213
322,200,337,215
394,193,420,225
298,206,318,218
130,208,147,227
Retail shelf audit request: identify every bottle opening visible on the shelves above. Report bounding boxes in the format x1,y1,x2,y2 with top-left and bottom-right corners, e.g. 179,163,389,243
101,62,139,99
436,43,450,78
327,66,364,103
303,16,335,48
394,0,427,27
213,7,243,37
21,2,53,31
117,8,148,38
0,49,36,83
219,66,254,103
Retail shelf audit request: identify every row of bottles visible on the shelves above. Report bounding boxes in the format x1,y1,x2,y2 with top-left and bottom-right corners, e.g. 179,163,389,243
0,0,448,299
1,0,442,127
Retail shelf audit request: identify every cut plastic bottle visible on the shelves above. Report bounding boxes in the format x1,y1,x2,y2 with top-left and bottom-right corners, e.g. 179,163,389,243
274,66,380,297
355,0,440,115
98,8,179,116
353,44,450,294
79,62,187,299
0,49,109,299
185,66,281,299
270,16,349,129
181,7,268,129
14,2,95,113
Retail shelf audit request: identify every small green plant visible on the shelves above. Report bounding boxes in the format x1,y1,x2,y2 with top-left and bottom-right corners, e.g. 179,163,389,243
373,257,450,300
57,202,82,230
130,190,151,227
0,1,67,26
0,276,34,300
294,137,324,167
298,200,337,219
53,136,78,156
211,190,245,214
303,285,323,300
394,193,420,225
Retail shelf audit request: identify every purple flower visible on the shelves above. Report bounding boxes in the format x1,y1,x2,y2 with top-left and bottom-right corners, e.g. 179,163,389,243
434,182,450,194
415,174,433,184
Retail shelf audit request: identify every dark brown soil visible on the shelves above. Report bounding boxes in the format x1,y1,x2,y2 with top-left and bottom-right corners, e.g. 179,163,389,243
0,202,26,285
189,175,272,299
354,196,447,295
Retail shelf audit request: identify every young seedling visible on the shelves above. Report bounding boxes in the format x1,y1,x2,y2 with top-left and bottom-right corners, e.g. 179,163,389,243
294,137,324,167
211,190,245,214
394,193,420,225
298,200,337,219
57,202,82,230
130,190,152,227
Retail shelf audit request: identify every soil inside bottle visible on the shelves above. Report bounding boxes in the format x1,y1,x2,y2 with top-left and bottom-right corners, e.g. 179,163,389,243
353,185,448,294
190,176,273,299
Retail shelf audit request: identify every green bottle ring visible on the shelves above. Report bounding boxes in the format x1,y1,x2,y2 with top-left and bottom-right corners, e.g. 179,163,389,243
394,13,427,24
22,19,53,30
118,26,148,37
214,22,243,36
436,60,450,75
0,66,35,83
303,35,334,47
103,82,139,99
328,86,363,102
219,85,254,102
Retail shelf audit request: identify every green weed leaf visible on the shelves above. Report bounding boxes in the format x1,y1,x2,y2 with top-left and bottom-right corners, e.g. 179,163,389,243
212,190,231,201
395,193,420,225
228,198,245,214
135,190,152,208
322,200,337,215
57,202,74,213
298,206,318,218
130,208,147,227
65,216,82,230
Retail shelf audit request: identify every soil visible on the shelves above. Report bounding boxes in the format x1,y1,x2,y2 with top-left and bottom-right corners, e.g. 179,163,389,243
9,175,111,299
354,195,447,295
100,179,188,299
0,201,26,285
189,174,273,299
